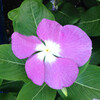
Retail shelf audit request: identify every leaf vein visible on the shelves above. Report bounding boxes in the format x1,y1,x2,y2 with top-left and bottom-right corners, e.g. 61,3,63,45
79,19,100,24
0,58,25,66
75,81,100,92
32,84,46,100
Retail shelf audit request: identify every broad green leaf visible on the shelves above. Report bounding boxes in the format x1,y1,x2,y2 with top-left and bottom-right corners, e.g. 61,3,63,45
0,93,16,100
13,0,55,36
0,44,29,82
53,3,80,25
8,0,43,21
17,82,56,100
78,6,100,36
66,64,100,100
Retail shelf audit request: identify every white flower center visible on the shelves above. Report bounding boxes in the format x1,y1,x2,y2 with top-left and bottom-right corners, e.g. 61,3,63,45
36,40,61,63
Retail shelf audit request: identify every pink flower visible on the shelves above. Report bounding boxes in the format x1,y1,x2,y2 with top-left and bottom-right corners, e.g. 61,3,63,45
11,18,92,89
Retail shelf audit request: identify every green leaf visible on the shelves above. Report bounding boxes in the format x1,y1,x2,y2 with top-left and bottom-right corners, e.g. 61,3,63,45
8,0,43,21
53,3,80,25
17,82,56,100
79,58,90,75
12,0,55,36
56,97,63,100
37,0,42,2
0,44,29,82
66,64,100,100
58,89,67,100
90,37,100,65
0,93,16,100
8,8,19,21
90,51,100,65
78,6,100,36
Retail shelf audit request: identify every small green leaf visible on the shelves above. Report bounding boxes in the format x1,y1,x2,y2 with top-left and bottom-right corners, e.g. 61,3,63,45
17,82,56,100
58,88,67,100
78,6,100,36
61,88,67,97
8,8,19,21
0,44,29,82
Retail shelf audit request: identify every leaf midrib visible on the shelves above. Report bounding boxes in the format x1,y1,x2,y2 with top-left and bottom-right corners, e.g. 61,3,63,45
79,18,100,24
0,58,25,66
59,11,70,18
30,1,38,28
31,84,46,100
75,81,100,92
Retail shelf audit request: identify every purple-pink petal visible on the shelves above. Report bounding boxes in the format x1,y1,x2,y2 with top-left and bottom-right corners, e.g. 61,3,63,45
58,25,92,66
37,18,62,41
11,32,41,59
25,54,44,86
44,58,79,89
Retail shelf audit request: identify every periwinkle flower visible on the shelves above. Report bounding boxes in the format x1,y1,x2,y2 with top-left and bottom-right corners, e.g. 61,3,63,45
50,0,58,11
11,19,92,89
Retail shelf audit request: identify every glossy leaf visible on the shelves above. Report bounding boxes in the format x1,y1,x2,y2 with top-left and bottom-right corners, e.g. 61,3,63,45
66,64,100,100
53,3,80,25
78,6,100,36
17,82,56,100
0,44,29,82
12,0,55,36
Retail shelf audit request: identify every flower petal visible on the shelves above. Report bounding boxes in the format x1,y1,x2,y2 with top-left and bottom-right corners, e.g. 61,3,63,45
59,25,92,66
25,54,44,86
44,57,79,89
11,32,41,59
37,18,62,41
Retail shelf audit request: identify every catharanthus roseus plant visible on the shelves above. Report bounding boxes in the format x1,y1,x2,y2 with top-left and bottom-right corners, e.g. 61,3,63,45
11,18,92,89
